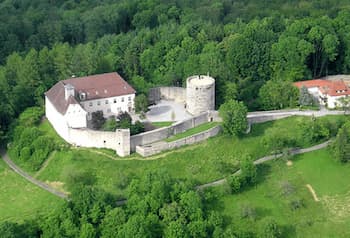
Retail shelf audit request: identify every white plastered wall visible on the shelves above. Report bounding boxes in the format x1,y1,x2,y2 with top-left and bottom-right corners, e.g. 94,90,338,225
45,96,70,141
65,104,87,128
80,93,135,117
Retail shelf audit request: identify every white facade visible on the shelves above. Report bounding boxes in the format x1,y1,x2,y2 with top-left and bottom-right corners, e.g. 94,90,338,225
65,103,87,128
307,88,346,109
80,93,135,118
45,96,70,141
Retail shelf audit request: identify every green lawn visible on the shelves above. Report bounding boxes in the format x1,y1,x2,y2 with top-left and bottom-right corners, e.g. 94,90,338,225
151,121,173,128
3,115,349,227
35,116,343,198
211,148,350,237
165,122,220,142
0,159,64,223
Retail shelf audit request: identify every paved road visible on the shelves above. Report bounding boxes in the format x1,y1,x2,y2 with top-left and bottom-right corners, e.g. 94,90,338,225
247,109,347,118
196,140,331,190
0,149,68,200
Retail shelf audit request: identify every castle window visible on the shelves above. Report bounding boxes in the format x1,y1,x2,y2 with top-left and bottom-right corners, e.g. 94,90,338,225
89,102,93,107
79,92,86,100
114,99,117,103
121,97,124,102
97,101,101,106
128,96,131,101
105,100,108,104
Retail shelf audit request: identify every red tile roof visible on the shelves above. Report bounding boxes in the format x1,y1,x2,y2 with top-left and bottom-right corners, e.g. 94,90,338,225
45,72,136,115
294,79,350,96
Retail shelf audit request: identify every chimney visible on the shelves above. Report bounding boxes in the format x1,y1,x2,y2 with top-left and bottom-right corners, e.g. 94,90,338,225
64,84,75,100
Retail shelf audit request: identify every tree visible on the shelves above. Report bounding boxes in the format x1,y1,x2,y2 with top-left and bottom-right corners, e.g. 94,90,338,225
271,36,314,81
239,155,257,186
258,80,299,110
135,94,148,113
301,117,330,144
224,82,238,102
219,100,248,136
117,111,132,129
338,96,350,112
263,126,297,154
299,86,316,107
102,117,117,131
257,217,281,238
332,122,350,163
91,111,105,130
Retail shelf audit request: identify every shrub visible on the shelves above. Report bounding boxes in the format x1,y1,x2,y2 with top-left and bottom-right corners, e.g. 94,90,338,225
280,181,295,197
263,127,297,154
332,121,350,163
130,120,145,135
228,175,242,193
257,217,281,238
17,106,44,127
240,204,257,220
289,198,304,211
91,111,106,130
240,155,257,186
102,116,117,131
134,94,148,113
301,117,330,144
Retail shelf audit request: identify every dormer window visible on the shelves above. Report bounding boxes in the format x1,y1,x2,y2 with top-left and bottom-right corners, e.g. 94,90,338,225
79,92,86,101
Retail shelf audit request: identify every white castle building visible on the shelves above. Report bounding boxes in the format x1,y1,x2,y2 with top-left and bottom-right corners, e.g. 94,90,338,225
45,72,135,140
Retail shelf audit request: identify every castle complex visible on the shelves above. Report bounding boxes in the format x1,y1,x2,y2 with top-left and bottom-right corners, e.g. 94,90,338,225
45,73,217,157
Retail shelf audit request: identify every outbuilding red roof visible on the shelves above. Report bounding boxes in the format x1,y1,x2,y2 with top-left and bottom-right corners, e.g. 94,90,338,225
294,79,350,96
45,72,136,115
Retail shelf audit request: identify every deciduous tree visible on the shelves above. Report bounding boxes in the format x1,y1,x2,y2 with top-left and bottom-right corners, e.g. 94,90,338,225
219,99,248,136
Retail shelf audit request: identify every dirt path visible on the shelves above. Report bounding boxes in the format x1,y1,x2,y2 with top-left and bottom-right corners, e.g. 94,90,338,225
34,151,56,178
197,140,331,190
306,184,320,202
1,139,331,202
0,149,68,200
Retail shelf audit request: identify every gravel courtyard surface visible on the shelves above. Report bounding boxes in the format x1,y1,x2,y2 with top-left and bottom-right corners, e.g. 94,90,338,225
146,100,192,122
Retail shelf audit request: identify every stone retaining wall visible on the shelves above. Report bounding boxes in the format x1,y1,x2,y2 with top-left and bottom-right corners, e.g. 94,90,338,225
136,125,221,157
130,112,209,151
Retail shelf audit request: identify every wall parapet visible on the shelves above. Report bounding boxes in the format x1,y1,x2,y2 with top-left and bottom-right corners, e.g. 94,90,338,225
130,112,209,151
136,125,221,157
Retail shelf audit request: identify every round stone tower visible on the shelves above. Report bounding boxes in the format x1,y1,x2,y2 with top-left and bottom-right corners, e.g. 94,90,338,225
186,75,215,115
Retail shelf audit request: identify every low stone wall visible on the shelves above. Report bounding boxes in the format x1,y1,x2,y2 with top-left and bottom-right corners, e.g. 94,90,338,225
148,87,186,104
130,112,209,151
247,114,292,124
136,125,221,157
208,110,222,122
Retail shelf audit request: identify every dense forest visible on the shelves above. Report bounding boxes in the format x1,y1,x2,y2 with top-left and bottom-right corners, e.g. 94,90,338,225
2,0,350,236
1,0,350,142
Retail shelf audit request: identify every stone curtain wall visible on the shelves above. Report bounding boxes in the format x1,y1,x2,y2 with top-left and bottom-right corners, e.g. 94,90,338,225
136,125,221,157
67,128,131,157
148,87,186,104
67,128,118,150
130,112,209,151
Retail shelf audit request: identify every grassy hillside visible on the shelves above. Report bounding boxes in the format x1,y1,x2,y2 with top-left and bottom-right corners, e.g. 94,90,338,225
211,148,350,237
34,115,343,198
0,159,63,222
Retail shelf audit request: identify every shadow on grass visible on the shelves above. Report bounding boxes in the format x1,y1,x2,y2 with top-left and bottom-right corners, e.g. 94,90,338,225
281,224,297,238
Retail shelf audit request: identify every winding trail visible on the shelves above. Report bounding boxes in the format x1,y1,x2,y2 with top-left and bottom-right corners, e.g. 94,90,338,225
1,140,331,203
0,149,68,200
196,140,331,190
